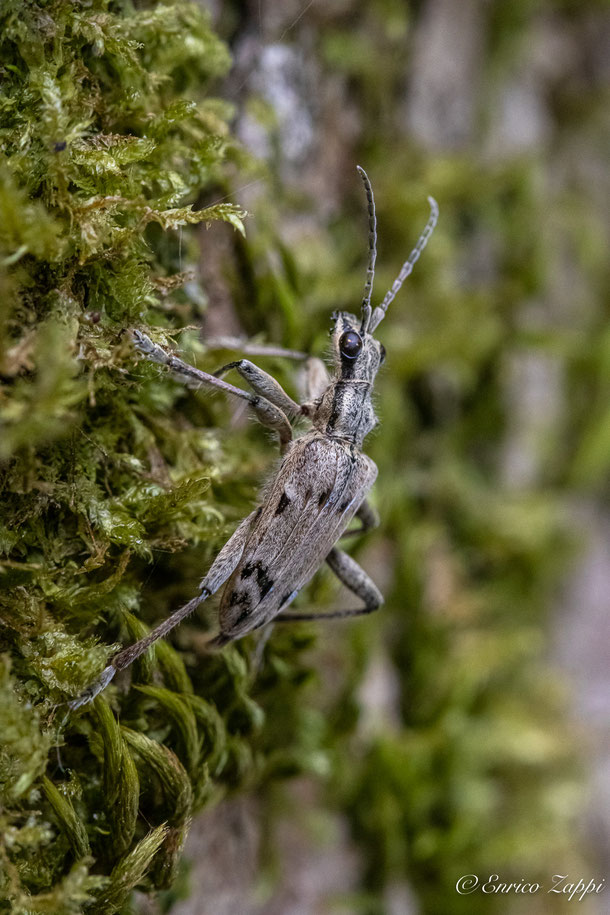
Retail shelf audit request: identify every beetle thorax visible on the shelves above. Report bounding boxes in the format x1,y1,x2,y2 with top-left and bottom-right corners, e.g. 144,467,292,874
312,380,377,446
306,311,384,447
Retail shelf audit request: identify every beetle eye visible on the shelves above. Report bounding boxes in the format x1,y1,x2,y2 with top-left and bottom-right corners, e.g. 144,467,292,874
339,330,363,359
379,344,386,364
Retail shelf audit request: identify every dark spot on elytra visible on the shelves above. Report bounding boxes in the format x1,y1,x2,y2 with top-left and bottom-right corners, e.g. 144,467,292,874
340,499,351,511
240,563,254,580
228,590,252,627
240,561,274,598
304,487,312,501
256,562,274,598
233,607,252,626
318,490,329,507
279,591,296,608
274,491,291,515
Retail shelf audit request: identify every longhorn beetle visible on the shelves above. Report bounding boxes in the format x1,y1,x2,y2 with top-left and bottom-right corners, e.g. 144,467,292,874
70,168,438,709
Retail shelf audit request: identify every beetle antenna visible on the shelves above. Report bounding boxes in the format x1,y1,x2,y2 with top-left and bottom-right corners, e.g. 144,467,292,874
369,196,439,333
356,166,377,334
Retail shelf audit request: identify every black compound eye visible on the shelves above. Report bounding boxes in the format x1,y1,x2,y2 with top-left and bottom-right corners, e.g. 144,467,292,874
339,330,363,359
379,343,386,364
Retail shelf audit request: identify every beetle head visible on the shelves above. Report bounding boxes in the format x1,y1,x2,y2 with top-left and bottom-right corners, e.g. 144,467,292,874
330,310,385,382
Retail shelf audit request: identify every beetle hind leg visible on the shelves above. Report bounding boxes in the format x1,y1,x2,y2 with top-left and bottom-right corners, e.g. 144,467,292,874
69,509,259,708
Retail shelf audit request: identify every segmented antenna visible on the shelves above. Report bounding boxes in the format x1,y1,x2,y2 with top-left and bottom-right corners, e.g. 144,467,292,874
356,166,377,334
368,195,439,333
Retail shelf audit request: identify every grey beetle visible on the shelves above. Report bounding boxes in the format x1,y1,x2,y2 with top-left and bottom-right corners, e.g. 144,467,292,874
70,168,438,709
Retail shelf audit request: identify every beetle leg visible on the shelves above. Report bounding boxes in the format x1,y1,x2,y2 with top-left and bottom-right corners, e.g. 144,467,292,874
275,547,383,623
213,359,300,417
132,331,292,451
69,509,259,709
204,335,307,362
299,356,330,403
340,498,379,539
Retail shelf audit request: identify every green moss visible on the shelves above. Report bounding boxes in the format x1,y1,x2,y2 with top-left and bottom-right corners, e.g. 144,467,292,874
0,2,320,910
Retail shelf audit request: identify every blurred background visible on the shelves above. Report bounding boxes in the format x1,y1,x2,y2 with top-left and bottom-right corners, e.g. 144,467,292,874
163,1,610,913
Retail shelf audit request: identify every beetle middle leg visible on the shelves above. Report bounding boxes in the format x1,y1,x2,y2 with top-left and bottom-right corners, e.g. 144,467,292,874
275,546,383,624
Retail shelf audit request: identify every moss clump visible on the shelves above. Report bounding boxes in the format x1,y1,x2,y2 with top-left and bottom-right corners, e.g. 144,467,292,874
0,2,323,910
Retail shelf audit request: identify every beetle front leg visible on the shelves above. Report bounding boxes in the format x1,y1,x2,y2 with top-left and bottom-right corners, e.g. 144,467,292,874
249,395,293,453
213,359,300,418
132,331,293,451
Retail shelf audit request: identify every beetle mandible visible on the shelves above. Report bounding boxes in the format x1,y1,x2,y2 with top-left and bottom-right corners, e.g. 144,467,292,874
70,168,438,709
